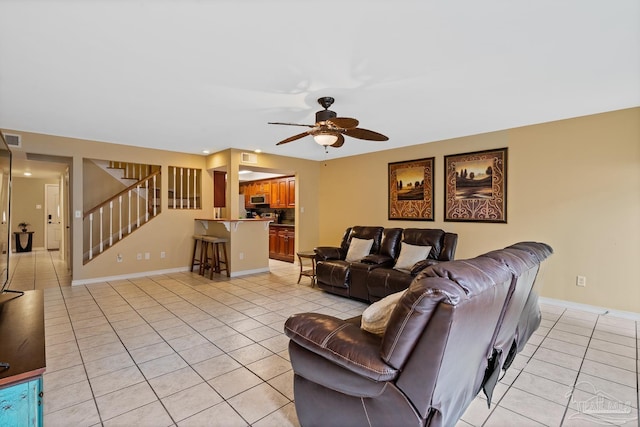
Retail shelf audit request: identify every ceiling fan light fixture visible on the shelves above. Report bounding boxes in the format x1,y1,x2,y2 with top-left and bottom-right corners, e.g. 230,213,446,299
313,132,339,146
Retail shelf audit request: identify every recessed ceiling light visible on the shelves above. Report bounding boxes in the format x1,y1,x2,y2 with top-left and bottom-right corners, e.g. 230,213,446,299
238,170,252,175
23,172,32,176
254,149,262,153
202,150,210,154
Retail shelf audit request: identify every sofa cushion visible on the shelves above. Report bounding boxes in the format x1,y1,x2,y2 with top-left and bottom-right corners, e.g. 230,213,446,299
345,238,374,262
394,242,432,272
367,268,416,302
345,226,384,254
361,290,405,335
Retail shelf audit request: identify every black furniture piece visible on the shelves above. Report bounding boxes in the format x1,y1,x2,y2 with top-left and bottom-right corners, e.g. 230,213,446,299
315,227,458,302
14,231,34,253
285,242,553,427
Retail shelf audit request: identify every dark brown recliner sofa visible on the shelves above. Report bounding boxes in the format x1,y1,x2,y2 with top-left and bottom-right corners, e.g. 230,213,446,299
285,242,553,427
365,228,458,302
314,226,389,298
315,227,457,302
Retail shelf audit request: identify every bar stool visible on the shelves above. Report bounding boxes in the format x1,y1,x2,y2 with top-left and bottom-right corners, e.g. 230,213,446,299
191,234,206,273
201,236,230,278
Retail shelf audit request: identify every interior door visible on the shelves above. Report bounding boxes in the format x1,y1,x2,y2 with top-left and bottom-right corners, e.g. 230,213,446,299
45,184,61,250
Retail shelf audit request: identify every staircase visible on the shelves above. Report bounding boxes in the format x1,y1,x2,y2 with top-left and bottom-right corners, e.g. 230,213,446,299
83,163,161,264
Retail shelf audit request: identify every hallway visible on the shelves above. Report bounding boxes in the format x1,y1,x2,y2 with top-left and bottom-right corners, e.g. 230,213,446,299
8,248,71,291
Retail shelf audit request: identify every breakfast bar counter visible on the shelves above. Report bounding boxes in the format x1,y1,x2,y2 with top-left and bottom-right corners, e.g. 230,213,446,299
194,218,273,276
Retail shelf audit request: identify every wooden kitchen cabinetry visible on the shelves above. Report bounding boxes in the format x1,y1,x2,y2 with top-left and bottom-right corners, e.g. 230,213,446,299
270,176,295,208
286,176,295,207
240,180,272,208
269,225,295,262
213,171,226,208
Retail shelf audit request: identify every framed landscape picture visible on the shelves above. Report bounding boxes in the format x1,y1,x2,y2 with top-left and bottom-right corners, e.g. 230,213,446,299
388,157,434,221
444,147,508,223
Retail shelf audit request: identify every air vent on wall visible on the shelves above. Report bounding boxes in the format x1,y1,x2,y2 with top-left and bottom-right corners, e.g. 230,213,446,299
241,152,258,164
1,133,21,148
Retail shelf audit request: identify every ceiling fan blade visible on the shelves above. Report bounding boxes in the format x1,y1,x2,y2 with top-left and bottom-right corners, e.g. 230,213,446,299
268,122,315,128
276,131,310,145
344,127,389,141
327,117,359,129
330,134,345,148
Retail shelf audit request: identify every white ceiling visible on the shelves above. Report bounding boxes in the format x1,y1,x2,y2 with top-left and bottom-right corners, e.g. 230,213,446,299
1,0,639,175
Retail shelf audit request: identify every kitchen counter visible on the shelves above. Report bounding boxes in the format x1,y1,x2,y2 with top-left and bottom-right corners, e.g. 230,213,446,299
194,219,271,276
195,218,273,222
196,218,273,232
269,223,295,228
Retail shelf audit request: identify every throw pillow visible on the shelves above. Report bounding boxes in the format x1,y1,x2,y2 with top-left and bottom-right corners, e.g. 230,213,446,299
345,238,374,262
393,242,432,272
361,290,405,336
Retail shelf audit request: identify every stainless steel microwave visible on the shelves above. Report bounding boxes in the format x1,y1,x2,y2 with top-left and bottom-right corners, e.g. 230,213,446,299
250,194,270,205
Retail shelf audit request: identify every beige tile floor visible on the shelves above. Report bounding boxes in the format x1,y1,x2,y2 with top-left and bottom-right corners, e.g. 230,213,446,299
7,249,640,426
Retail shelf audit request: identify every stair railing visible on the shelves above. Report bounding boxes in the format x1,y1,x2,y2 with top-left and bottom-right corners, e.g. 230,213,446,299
83,170,161,263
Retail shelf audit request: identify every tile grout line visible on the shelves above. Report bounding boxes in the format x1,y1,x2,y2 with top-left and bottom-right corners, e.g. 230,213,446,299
88,274,289,425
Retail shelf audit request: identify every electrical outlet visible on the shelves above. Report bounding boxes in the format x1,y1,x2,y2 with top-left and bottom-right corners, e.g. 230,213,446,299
137,253,142,260
239,252,244,260
160,251,166,259
116,254,123,263
576,275,586,287
145,252,150,260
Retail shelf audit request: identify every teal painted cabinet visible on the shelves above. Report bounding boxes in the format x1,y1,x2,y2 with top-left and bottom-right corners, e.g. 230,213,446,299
0,378,43,426
0,291,46,427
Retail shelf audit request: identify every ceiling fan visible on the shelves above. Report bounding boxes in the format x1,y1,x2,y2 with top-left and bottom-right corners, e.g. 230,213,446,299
269,97,388,149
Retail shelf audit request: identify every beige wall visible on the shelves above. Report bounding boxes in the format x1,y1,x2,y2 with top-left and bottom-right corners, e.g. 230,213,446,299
205,149,321,262
5,107,638,313
317,108,640,313
12,177,59,248
82,159,128,210
10,131,214,282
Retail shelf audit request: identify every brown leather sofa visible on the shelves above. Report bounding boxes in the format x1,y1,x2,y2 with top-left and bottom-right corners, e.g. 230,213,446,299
285,242,553,427
315,227,458,302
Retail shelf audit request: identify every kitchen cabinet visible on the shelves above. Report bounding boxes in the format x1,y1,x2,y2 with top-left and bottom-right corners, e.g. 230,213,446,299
213,171,226,208
270,179,287,208
240,180,273,208
241,176,295,209
269,225,295,262
0,291,46,427
256,181,270,195
270,176,295,208
286,177,295,207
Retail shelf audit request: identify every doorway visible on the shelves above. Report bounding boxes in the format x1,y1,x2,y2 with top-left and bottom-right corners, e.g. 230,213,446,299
45,183,61,250
12,152,72,274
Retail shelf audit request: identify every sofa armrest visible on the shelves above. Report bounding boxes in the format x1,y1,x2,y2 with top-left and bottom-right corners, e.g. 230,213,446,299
361,254,395,267
315,246,344,261
284,312,398,382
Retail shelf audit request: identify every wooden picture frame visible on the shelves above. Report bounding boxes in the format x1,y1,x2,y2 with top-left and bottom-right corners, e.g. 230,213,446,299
444,148,508,223
388,157,434,221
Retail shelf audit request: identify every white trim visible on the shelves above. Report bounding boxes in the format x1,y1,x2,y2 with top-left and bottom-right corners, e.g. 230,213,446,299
539,297,640,321
71,266,272,285
72,267,189,286
230,267,270,277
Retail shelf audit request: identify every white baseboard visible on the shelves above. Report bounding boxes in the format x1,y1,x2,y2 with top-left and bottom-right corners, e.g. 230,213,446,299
71,266,272,285
230,267,270,277
72,267,189,286
539,296,640,321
